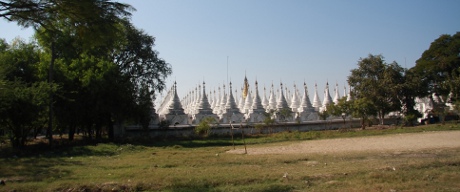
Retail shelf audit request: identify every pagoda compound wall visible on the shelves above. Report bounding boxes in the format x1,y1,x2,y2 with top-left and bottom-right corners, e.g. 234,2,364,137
114,118,399,139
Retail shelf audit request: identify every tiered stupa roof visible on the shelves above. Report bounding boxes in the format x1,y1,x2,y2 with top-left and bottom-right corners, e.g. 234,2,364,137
196,82,214,114
312,83,322,110
268,83,277,111
299,82,313,111
276,82,290,110
224,82,240,113
251,81,265,113
322,82,333,108
262,86,269,109
164,81,185,115
243,89,253,113
333,83,340,104
290,84,300,112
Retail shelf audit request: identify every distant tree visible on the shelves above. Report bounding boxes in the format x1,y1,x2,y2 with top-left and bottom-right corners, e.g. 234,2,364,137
326,97,352,124
348,54,404,125
350,98,377,129
318,109,330,121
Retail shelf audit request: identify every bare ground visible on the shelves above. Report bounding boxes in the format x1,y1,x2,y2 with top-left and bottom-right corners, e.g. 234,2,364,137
227,130,460,155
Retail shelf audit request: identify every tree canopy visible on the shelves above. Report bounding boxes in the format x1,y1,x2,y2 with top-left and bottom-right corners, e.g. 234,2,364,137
410,32,460,102
1,1,172,147
348,54,404,125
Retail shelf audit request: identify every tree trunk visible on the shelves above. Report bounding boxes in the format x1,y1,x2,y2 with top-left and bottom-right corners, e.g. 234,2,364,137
68,124,76,141
47,41,55,147
108,114,114,141
95,122,102,141
87,124,93,141
378,110,385,125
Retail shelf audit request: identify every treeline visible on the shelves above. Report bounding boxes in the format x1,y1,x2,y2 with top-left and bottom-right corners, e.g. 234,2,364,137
0,0,171,148
325,32,460,128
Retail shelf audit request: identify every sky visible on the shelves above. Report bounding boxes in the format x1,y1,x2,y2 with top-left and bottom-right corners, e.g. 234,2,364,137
1,0,459,106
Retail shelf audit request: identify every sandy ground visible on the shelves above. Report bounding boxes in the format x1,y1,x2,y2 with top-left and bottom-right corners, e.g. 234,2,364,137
227,130,460,155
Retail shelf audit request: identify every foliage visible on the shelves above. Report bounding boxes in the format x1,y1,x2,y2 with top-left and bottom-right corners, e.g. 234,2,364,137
195,117,218,136
403,113,417,126
0,0,133,49
410,32,460,101
348,54,404,125
158,120,170,129
1,0,135,144
1,1,171,145
276,108,292,122
350,98,377,129
327,97,352,117
0,38,55,147
318,109,330,120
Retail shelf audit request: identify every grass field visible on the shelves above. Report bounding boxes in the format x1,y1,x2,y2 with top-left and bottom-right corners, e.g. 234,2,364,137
1,123,460,191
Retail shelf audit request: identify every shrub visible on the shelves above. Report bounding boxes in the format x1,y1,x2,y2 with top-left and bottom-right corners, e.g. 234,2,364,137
195,117,218,136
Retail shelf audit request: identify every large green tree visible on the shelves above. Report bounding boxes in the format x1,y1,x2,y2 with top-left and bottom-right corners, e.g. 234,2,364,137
33,18,171,142
410,32,460,103
348,54,405,125
1,0,133,145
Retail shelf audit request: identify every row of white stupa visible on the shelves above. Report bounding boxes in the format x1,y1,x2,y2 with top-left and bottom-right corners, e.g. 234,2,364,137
156,78,351,125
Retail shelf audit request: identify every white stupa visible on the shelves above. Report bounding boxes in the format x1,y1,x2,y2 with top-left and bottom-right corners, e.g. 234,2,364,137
346,85,352,102
160,81,188,124
251,81,265,112
268,83,277,112
218,84,227,116
193,81,219,123
290,84,300,112
243,89,253,114
262,86,269,109
333,83,341,104
312,83,322,111
220,82,245,123
321,82,333,112
212,86,221,114
276,83,290,109
298,82,317,121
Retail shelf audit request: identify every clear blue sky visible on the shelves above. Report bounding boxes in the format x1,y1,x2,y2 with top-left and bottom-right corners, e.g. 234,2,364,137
1,0,459,105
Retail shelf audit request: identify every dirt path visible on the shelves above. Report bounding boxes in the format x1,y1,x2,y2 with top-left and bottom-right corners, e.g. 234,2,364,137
227,130,460,155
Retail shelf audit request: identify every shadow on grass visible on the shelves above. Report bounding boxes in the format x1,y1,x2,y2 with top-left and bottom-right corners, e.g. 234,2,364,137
0,156,81,183
166,182,293,192
0,142,119,184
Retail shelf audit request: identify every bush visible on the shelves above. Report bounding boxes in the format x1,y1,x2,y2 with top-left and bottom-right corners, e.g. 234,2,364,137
195,117,218,136
158,120,170,129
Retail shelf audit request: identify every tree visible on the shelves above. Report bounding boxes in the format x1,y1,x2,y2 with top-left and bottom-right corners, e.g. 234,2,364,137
0,38,54,148
350,98,377,129
411,32,460,102
195,117,217,137
399,69,423,126
1,0,133,145
326,97,352,125
348,54,404,125
32,17,171,142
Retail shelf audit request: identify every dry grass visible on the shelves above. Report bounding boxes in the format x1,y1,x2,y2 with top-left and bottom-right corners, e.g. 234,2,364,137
0,124,460,191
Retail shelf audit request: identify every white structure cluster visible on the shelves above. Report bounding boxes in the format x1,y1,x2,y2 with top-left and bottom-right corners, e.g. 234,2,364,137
155,77,354,126
153,76,447,126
